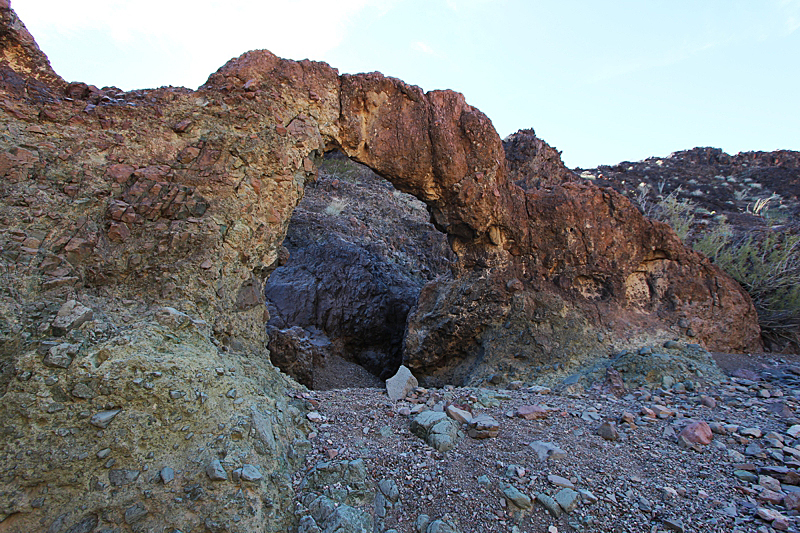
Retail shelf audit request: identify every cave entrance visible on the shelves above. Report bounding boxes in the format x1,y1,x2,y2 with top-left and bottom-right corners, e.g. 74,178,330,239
264,150,454,390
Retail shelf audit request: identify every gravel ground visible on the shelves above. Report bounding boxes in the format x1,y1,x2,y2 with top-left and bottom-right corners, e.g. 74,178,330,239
292,354,800,533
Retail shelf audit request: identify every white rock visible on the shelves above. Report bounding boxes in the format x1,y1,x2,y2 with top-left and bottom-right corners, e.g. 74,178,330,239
385,365,418,401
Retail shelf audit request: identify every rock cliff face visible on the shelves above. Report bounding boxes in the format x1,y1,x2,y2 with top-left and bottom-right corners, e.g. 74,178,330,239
0,3,762,531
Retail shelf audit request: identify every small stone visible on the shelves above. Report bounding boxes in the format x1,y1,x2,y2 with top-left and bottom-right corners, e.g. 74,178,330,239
757,488,784,505
741,427,763,438
446,405,472,424
90,409,121,429
51,299,93,335
477,475,490,487
503,485,532,509
597,421,619,441
307,412,324,423
172,119,192,133
699,395,716,408
109,469,139,486
579,489,598,503
47,403,65,413
774,517,790,531
411,411,459,452
226,389,237,399
526,385,552,394
536,492,562,517
72,383,95,399
43,343,74,368
745,443,765,457
757,507,786,523
206,459,227,481
547,475,575,489
379,479,400,502
555,488,580,513
759,475,782,492
160,467,175,484
386,365,418,401
468,414,500,439
662,518,685,533
733,470,758,483
239,464,262,482
124,502,147,524
517,405,549,420
787,425,800,439
784,491,800,511
426,519,459,533
508,381,524,390
96,448,111,459
640,407,656,418
709,422,727,435
530,441,567,462
415,514,430,533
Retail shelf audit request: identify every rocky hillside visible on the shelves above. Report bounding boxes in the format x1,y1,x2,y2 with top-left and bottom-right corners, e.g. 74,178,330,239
0,1,781,532
580,146,799,237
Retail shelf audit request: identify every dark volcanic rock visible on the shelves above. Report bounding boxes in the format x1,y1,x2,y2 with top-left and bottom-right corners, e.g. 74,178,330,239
265,155,454,385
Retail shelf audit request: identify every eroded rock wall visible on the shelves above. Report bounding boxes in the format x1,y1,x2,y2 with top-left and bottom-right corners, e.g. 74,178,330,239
0,6,318,532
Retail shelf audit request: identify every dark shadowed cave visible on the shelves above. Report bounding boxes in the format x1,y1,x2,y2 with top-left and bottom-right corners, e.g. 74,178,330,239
264,152,455,389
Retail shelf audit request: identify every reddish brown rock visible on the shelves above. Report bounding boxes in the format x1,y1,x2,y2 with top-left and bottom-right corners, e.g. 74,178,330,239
679,420,713,446
517,405,549,420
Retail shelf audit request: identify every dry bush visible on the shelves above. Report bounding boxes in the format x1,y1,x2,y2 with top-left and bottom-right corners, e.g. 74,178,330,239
701,229,800,348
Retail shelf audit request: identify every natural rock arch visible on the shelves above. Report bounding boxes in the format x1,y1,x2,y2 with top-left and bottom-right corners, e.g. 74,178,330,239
202,48,761,385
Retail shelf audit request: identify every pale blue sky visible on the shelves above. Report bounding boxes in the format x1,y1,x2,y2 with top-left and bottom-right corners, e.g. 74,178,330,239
15,0,800,168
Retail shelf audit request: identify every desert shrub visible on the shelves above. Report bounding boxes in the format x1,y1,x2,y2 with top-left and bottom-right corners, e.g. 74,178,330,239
692,215,733,259
324,198,349,216
647,188,695,241
704,230,800,345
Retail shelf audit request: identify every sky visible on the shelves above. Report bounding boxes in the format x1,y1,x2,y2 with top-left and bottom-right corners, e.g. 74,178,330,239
13,0,800,169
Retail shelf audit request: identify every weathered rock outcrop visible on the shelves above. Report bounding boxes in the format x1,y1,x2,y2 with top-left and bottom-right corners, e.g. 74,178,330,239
0,2,762,530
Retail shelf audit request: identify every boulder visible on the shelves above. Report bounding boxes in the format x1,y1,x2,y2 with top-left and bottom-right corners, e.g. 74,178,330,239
410,411,459,452
386,365,418,401
679,420,713,446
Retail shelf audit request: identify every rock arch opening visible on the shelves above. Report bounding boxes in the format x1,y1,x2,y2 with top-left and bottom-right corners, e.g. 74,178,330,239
264,150,455,389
